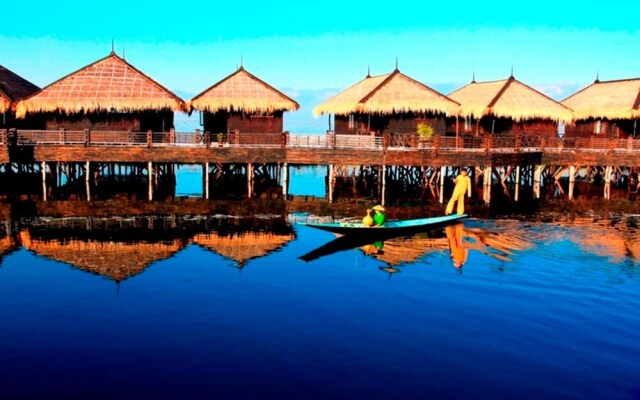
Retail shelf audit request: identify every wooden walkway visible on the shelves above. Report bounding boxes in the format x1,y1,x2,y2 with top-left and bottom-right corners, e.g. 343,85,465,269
2,129,640,166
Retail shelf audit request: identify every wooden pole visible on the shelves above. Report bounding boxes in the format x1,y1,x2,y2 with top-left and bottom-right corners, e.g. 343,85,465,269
247,163,253,199
148,161,153,201
439,166,446,204
204,162,209,199
381,164,386,206
515,165,520,202
483,165,492,204
568,165,576,200
533,165,542,199
328,164,334,203
604,166,612,200
85,161,90,201
41,161,47,202
282,162,289,198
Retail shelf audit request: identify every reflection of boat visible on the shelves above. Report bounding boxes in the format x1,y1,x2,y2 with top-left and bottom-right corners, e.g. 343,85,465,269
302,214,468,236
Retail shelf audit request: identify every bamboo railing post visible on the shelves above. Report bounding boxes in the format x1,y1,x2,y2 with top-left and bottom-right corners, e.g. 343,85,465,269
59,128,65,144
205,131,211,148
170,128,175,145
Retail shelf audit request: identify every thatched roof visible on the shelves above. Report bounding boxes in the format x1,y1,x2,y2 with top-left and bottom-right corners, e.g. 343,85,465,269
19,230,184,281
16,52,186,118
561,78,640,120
449,76,574,123
194,231,294,268
313,69,460,117
190,66,299,113
0,65,40,113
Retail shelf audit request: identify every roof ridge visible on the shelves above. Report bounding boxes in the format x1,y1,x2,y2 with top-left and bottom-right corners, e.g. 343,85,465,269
359,70,460,107
486,77,513,109
509,78,574,112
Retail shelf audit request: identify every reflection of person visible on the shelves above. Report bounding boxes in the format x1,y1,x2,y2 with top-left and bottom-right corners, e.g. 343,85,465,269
445,169,471,215
445,223,468,271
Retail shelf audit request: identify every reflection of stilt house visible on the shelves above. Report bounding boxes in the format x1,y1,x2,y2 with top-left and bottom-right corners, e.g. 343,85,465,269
189,66,299,135
448,75,573,137
313,68,460,136
19,230,184,281
16,52,186,131
561,78,640,138
0,65,40,129
193,231,294,269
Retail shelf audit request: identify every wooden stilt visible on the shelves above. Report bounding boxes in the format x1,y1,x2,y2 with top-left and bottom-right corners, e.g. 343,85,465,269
515,165,520,202
483,165,492,204
439,166,446,204
85,161,90,201
247,163,254,198
533,165,542,199
604,165,612,200
568,165,576,200
148,161,153,201
41,161,47,202
282,162,289,198
381,164,386,206
204,162,209,199
328,164,334,203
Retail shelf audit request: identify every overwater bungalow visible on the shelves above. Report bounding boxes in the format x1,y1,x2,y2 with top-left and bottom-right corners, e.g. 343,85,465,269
561,78,640,138
189,66,299,136
18,230,185,281
0,65,40,129
15,51,186,132
313,68,460,136
448,75,573,137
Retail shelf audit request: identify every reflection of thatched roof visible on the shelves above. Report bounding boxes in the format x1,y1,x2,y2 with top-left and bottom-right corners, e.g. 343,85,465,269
364,236,449,266
190,67,299,113
19,230,183,281
449,76,574,123
0,235,18,258
0,65,40,113
194,231,294,267
16,52,186,118
561,78,640,120
313,69,460,117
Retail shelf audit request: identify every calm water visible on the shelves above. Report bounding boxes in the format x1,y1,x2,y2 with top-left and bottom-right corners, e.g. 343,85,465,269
0,213,639,399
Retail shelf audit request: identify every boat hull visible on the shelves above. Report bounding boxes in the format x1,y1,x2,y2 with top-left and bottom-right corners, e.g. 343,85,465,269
302,214,468,236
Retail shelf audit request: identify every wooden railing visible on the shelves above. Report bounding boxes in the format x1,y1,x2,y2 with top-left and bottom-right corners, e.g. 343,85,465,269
2,128,640,153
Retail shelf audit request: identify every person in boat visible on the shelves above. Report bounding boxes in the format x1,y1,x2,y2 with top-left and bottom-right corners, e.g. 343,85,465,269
371,205,386,226
445,169,471,215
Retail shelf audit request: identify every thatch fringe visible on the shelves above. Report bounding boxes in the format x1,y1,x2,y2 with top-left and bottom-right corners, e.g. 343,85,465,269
0,97,9,114
188,99,298,114
194,231,294,263
16,99,185,119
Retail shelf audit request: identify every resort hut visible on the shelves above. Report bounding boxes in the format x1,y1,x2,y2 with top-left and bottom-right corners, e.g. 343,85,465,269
193,230,294,269
561,78,640,138
189,66,299,135
16,51,186,132
448,75,573,137
313,68,460,136
18,230,185,281
0,65,40,129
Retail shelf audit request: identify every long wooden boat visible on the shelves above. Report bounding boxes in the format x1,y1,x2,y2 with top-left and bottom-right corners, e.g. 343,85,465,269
302,214,468,236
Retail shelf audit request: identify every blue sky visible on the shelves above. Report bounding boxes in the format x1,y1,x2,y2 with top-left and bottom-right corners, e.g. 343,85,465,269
2,0,639,132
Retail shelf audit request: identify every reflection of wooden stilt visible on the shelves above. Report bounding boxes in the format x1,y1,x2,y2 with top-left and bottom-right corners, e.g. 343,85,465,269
147,161,153,201
41,161,47,202
247,163,254,198
381,164,386,206
439,166,446,204
282,162,289,198
204,162,209,199
568,165,576,200
533,165,541,199
85,161,90,201
515,165,520,202
604,165,612,200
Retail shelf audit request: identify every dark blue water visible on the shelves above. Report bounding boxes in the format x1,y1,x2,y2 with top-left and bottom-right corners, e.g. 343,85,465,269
1,217,639,399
